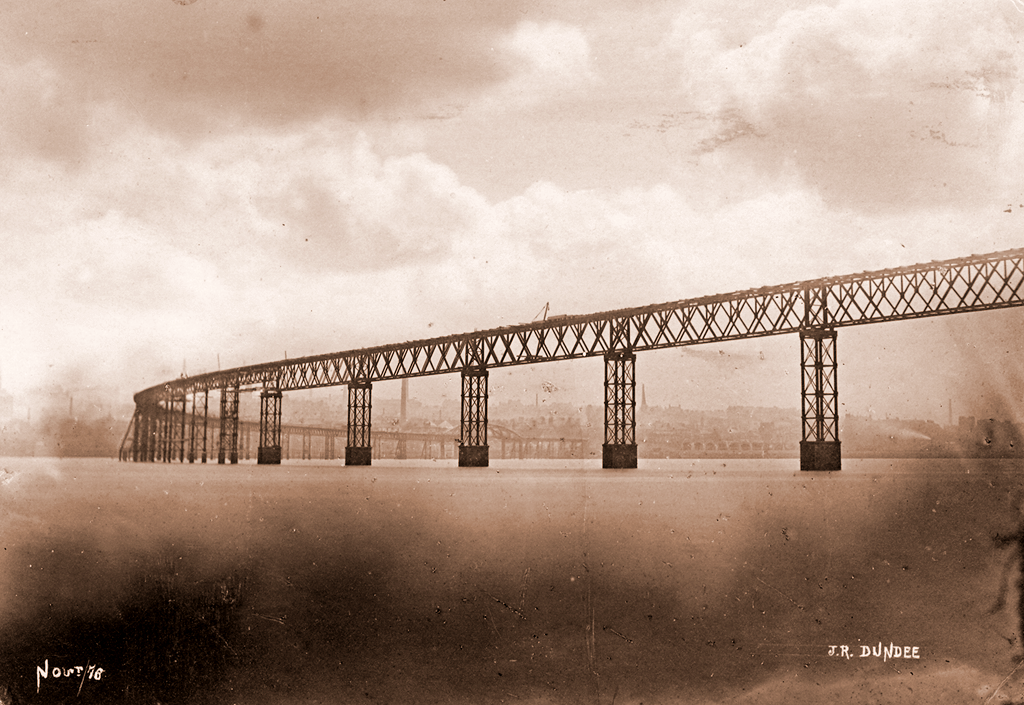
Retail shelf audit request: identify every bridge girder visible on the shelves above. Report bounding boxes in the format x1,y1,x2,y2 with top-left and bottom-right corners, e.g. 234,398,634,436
133,248,1024,402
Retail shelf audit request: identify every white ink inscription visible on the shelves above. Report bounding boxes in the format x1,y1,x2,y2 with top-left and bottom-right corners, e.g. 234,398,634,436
827,642,920,661
36,659,105,693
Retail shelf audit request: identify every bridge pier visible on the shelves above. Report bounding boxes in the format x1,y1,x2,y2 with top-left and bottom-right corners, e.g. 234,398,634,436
139,405,151,462
459,365,489,467
127,406,141,461
156,397,174,462
168,397,182,462
134,401,162,462
346,380,372,465
187,393,197,462
258,388,283,464
162,399,174,462
173,393,187,462
201,389,209,463
164,403,173,461
218,384,240,464
134,407,146,462
155,401,167,461
800,327,841,471
603,350,638,469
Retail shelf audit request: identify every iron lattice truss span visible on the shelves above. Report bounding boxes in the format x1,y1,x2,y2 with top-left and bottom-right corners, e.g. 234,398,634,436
135,247,1024,404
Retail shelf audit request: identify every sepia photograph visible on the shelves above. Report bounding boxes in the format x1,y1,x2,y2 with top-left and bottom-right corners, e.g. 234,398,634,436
4,1,1024,703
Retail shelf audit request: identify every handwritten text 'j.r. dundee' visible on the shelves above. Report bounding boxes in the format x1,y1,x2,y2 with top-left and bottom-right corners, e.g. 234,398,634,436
828,643,921,661
36,660,105,693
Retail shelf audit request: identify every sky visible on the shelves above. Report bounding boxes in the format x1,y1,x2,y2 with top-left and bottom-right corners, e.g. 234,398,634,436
4,0,1024,423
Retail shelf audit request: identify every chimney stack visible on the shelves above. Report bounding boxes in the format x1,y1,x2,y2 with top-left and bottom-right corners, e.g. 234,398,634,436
400,379,408,427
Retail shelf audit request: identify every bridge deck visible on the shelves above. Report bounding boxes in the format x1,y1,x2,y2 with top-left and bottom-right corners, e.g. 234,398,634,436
134,247,1024,402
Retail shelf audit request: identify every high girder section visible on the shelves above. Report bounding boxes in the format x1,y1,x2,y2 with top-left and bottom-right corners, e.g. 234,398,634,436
134,247,1024,404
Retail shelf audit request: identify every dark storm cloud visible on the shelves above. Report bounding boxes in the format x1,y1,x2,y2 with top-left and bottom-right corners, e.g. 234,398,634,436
2,0,534,137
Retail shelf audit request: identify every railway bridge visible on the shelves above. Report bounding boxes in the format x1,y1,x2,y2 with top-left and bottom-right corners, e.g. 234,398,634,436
123,247,1024,471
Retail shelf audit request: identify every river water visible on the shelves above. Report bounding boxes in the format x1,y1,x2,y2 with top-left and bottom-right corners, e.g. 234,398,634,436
1,456,1023,704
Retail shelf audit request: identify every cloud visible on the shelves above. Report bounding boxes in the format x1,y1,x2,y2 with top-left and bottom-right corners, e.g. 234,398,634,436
0,121,500,392
248,134,492,272
0,59,90,164
1,0,538,140
670,0,1024,210
1,96,1018,419
489,21,598,108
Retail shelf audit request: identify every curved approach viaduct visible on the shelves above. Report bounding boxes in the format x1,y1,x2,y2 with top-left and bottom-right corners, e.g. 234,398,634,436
124,247,1024,471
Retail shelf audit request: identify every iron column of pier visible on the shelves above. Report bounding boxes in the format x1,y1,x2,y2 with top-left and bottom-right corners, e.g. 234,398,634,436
149,401,161,461
346,378,372,465
160,398,171,462
159,400,170,461
800,286,840,471
176,392,188,462
201,389,209,463
187,393,197,462
603,350,638,469
459,365,489,467
127,407,142,462
128,404,143,462
132,400,161,462
156,397,170,461
258,387,283,464
218,383,240,464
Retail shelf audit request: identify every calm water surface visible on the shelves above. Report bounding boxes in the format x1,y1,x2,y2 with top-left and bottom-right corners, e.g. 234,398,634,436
1,456,1023,704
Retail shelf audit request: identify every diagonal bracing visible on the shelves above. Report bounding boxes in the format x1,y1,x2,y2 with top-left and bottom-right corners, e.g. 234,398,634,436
131,248,1024,406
